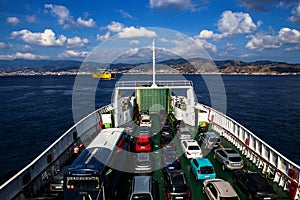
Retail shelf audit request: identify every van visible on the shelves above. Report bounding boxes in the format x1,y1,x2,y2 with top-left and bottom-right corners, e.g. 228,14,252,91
129,176,154,200
199,131,221,149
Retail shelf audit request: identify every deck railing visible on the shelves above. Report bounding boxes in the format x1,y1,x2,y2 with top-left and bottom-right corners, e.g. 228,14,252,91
198,103,300,199
115,80,193,89
0,104,114,200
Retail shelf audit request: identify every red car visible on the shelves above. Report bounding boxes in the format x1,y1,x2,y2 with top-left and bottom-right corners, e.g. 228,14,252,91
135,135,152,152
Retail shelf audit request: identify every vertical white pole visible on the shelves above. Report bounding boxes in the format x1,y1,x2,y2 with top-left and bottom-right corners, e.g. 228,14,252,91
152,39,157,87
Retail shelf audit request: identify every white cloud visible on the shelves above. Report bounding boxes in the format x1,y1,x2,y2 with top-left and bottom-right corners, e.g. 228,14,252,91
26,15,38,23
107,21,125,32
118,27,157,38
96,32,111,41
58,50,89,58
246,27,300,51
149,0,195,11
11,29,67,47
197,11,261,40
289,3,300,26
0,42,6,48
129,40,140,45
45,4,74,28
21,45,33,52
0,52,49,60
217,10,261,36
66,36,89,48
77,17,96,28
119,10,134,19
6,17,20,26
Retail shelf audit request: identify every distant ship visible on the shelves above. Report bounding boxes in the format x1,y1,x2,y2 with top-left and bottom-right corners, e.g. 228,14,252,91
92,69,116,79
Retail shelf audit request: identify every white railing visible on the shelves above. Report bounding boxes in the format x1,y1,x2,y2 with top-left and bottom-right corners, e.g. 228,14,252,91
115,80,193,88
0,104,114,200
197,103,300,199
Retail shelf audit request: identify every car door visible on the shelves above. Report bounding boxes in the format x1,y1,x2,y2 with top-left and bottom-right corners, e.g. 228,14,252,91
205,183,218,200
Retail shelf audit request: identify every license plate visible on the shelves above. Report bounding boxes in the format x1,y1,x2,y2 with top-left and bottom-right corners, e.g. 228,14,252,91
175,197,183,199
263,198,271,200
169,166,175,169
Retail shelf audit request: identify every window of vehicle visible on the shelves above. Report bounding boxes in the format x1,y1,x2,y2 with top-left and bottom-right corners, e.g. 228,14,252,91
220,197,239,200
229,156,242,162
207,183,218,198
188,145,200,150
132,194,152,200
192,159,199,167
173,185,188,193
200,166,214,174
219,151,227,158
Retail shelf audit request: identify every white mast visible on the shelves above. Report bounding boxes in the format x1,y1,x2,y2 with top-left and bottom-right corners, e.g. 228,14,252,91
151,39,157,88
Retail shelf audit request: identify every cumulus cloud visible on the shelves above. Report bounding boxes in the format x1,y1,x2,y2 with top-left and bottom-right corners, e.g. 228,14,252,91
118,27,157,38
289,3,300,26
11,29,66,47
96,32,111,41
107,21,125,32
197,10,261,40
6,17,20,26
149,0,198,11
246,27,300,51
58,50,89,58
77,17,96,28
129,40,140,45
66,36,89,48
45,4,74,28
0,52,49,60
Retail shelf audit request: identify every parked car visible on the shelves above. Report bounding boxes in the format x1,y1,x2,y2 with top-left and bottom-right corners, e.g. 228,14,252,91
190,158,216,180
162,149,181,170
129,176,155,200
203,178,240,200
160,131,176,149
214,148,244,170
140,110,149,117
199,131,221,149
233,170,276,200
134,153,152,174
163,170,191,200
139,126,151,136
135,135,152,152
140,115,152,127
49,174,64,193
160,124,172,135
180,140,203,159
177,127,192,140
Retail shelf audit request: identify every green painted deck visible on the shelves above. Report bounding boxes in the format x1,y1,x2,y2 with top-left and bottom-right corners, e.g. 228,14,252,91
150,114,290,200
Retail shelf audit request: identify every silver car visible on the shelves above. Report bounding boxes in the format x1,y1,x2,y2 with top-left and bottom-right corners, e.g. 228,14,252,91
134,153,152,174
214,148,244,170
177,127,192,140
199,131,221,149
203,178,240,200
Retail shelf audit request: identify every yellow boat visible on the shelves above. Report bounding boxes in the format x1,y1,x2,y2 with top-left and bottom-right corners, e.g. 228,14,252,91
92,69,116,79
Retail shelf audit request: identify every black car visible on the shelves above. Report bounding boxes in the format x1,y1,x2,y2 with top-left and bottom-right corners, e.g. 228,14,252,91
160,131,176,149
160,124,172,134
163,149,181,170
164,170,191,200
233,170,276,200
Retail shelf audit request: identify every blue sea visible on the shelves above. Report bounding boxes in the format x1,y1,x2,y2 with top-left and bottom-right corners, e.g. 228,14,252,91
0,74,299,183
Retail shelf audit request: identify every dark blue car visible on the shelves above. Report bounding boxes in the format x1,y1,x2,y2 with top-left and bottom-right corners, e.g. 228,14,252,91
163,150,181,170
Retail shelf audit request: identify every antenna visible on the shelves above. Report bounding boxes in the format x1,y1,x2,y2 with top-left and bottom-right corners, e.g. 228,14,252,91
151,39,157,88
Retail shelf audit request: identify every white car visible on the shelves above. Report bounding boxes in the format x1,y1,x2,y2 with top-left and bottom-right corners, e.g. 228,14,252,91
180,140,203,159
140,115,152,127
203,178,240,200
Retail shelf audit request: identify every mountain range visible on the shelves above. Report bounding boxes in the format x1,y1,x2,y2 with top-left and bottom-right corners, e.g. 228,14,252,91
0,58,299,75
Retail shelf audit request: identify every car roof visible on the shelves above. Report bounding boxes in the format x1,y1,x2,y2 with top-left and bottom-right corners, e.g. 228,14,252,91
210,180,238,197
195,158,213,166
133,176,151,193
179,127,190,132
137,153,150,161
246,172,272,186
166,170,186,185
205,131,218,137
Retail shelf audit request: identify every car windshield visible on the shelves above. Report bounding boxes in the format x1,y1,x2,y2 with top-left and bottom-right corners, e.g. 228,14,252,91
138,161,151,166
220,197,239,200
188,145,200,150
138,142,150,146
229,157,242,162
142,119,150,123
200,166,214,174
208,137,219,142
181,131,190,135
132,194,152,200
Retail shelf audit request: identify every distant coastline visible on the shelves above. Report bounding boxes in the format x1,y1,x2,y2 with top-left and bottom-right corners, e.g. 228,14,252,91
0,58,299,76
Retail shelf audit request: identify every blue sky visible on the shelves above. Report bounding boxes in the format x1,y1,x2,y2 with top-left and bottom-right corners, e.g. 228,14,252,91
1,0,300,63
